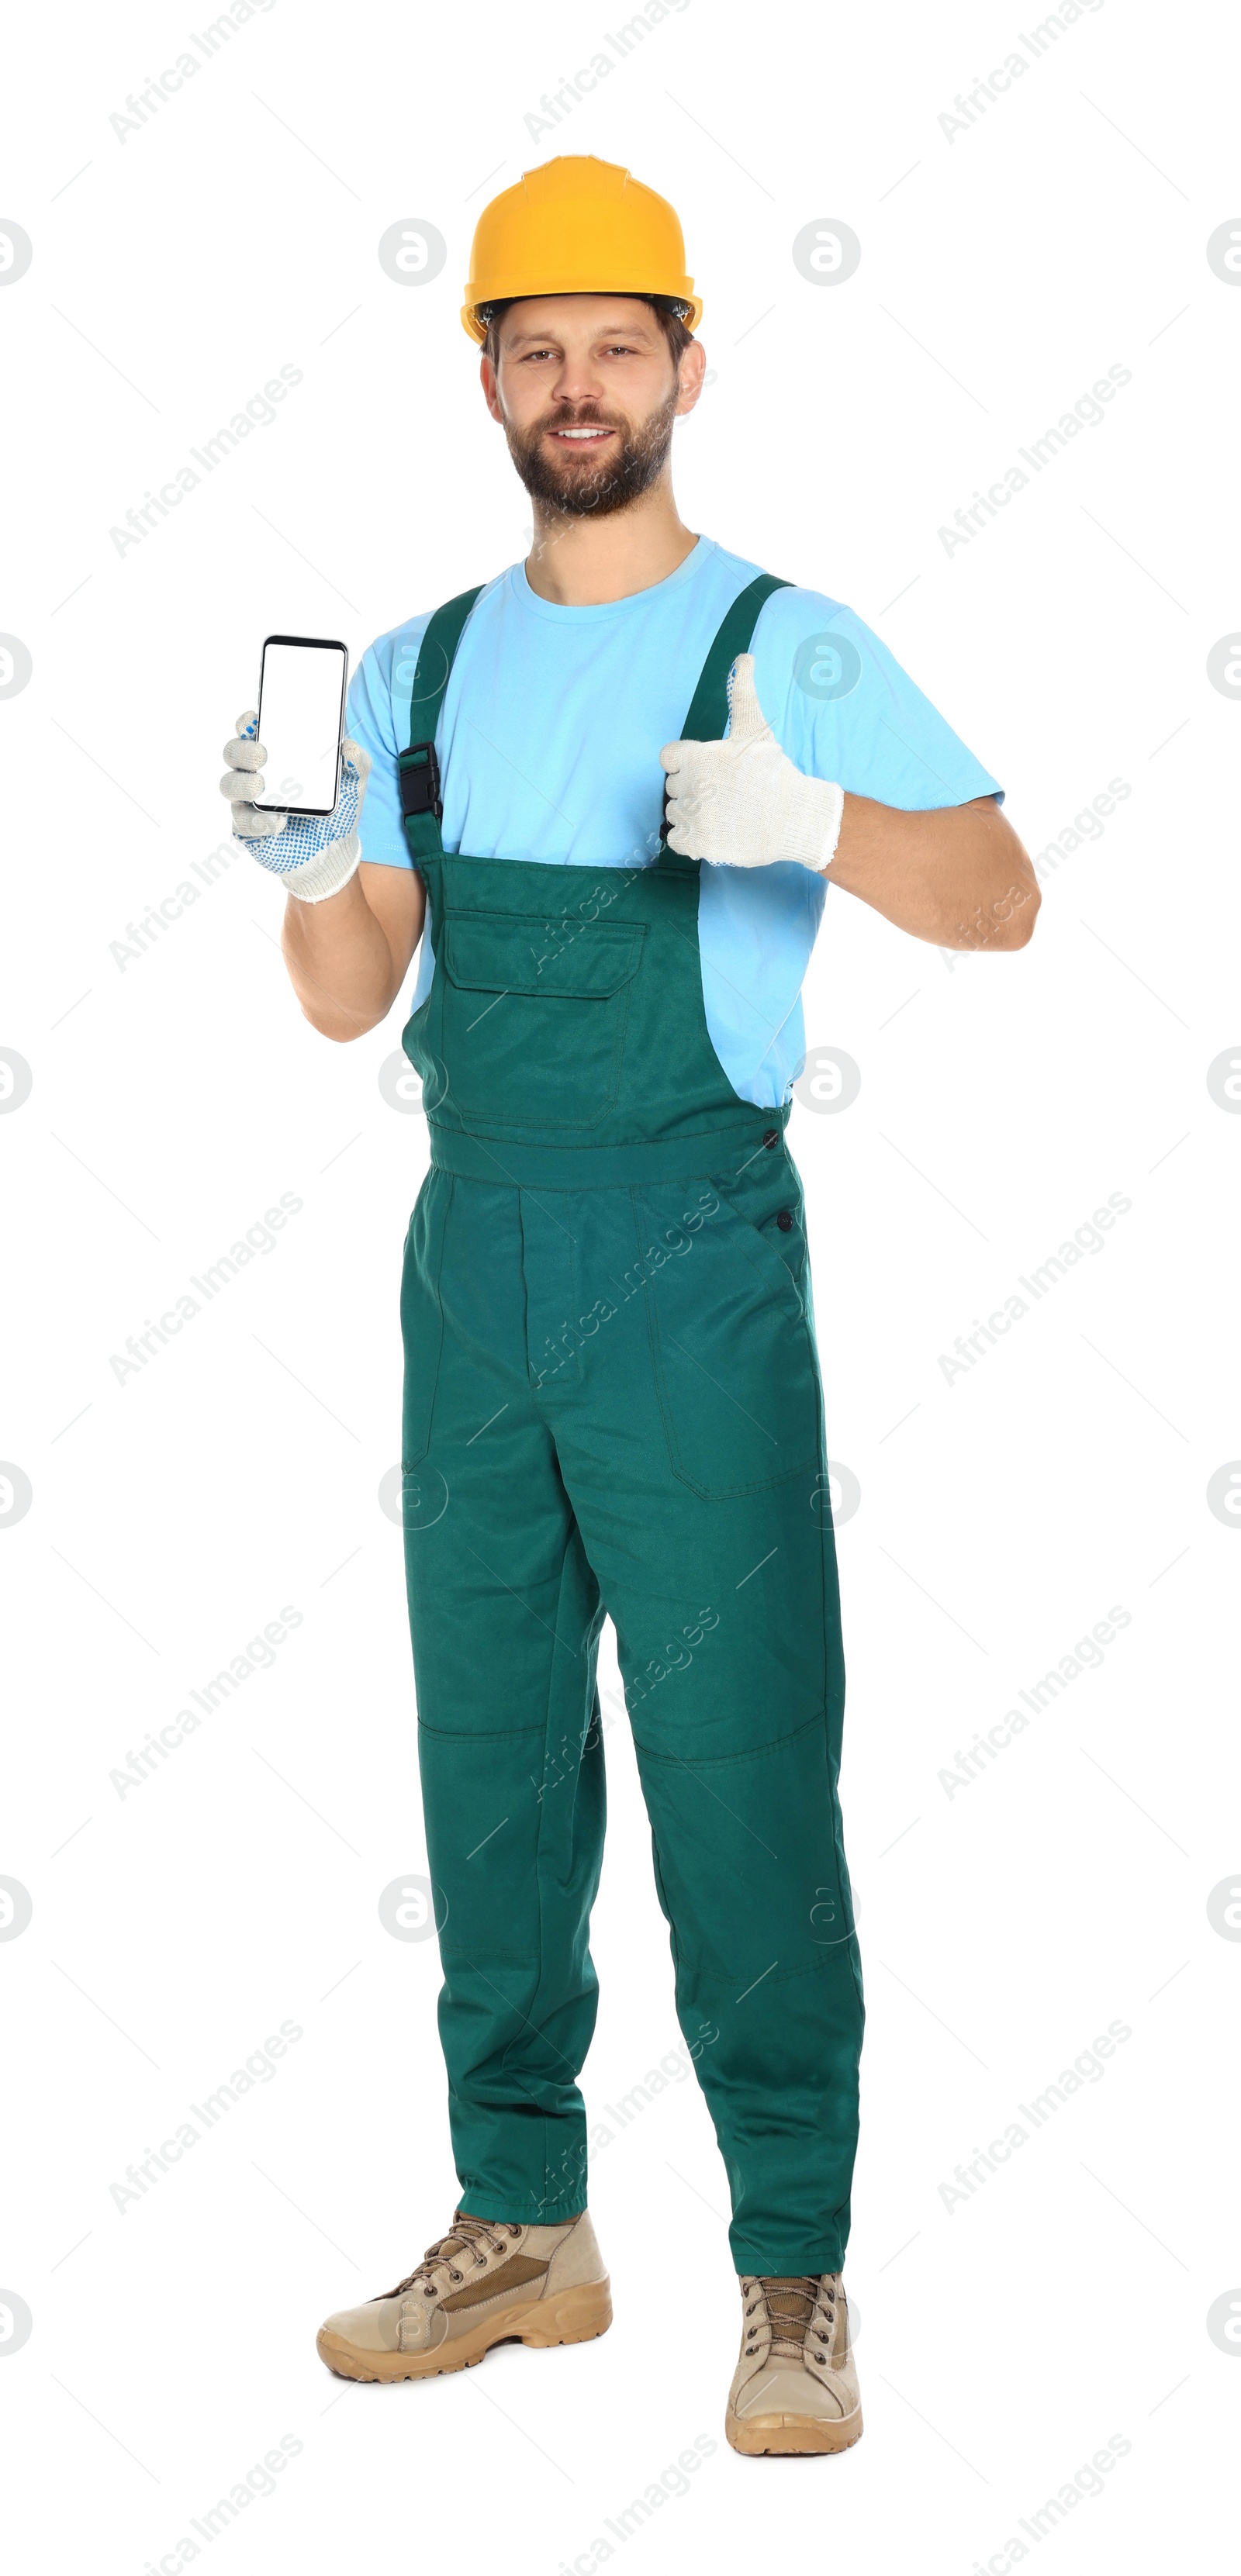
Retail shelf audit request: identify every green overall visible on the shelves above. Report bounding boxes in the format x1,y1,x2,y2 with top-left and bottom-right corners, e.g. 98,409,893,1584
398,576,863,2276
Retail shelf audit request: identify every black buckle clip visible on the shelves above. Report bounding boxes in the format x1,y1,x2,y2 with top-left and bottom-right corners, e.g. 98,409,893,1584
399,740,442,821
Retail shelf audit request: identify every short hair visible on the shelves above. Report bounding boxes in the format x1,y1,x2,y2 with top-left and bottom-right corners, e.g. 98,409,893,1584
481,296,694,368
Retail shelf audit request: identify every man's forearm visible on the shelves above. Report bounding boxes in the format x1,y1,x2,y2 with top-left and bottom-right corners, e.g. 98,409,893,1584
281,865,423,1041
825,793,1040,951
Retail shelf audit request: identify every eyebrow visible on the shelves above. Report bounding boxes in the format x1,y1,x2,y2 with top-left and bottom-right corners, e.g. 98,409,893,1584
503,322,659,350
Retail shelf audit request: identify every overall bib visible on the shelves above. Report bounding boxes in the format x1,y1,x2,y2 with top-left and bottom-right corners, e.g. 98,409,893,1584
397,576,863,2276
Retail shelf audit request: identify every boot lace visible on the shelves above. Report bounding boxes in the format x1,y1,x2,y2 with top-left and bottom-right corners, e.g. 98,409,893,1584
384,2215,522,2302
741,2274,839,2370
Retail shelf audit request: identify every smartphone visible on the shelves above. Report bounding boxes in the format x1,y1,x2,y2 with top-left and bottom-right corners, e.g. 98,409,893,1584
253,634,348,818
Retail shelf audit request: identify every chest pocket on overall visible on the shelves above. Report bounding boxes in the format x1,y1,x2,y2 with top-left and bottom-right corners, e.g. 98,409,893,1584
439,912,646,1131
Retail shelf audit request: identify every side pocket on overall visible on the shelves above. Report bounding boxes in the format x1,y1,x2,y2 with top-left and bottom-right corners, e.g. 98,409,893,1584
399,1172,452,1467
638,1172,822,1500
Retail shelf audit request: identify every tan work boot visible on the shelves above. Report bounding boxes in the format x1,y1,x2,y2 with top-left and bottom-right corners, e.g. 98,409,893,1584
316,2210,611,2382
726,2273,862,2455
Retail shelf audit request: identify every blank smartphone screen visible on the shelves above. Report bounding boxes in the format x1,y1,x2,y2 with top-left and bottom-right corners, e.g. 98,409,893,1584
255,637,347,816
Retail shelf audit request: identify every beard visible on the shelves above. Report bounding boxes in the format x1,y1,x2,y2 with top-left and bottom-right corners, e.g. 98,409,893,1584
504,390,679,519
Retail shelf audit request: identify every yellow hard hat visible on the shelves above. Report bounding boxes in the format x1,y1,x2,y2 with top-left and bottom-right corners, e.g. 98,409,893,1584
461,154,701,344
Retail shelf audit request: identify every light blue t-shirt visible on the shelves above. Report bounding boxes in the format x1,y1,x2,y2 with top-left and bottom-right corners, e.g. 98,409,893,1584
347,537,1001,1108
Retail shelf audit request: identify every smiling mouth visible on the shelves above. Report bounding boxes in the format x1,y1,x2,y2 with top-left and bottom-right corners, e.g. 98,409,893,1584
548,426,615,443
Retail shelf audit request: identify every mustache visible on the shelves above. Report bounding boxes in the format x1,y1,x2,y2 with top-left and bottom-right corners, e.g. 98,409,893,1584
536,406,621,433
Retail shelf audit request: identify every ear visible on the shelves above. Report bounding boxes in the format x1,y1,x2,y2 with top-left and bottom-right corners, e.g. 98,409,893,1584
480,352,504,424
674,335,707,419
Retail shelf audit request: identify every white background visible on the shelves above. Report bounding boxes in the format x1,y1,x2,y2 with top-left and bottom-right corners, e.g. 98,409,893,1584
2,0,1239,2568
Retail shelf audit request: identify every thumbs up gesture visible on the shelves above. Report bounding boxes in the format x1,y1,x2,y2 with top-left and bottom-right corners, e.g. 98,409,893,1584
659,654,844,872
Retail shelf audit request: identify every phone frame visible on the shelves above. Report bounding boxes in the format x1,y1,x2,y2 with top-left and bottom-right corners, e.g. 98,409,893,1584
253,633,349,819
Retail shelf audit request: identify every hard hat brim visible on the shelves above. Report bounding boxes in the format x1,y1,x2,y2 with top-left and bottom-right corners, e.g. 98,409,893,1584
461,281,703,344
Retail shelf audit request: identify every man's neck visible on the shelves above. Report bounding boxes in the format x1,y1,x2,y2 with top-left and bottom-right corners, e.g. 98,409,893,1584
524,477,698,607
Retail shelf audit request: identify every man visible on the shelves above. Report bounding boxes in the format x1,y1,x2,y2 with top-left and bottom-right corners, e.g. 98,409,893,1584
221,154,1037,2457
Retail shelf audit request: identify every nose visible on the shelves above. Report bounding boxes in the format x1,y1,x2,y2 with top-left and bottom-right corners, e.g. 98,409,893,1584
549,361,607,409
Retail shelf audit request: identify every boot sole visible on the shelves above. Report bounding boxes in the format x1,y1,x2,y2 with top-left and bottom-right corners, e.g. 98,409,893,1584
316,2277,613,2382
727,2404,863,2457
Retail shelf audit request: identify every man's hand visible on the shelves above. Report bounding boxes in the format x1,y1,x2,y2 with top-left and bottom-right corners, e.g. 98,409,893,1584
661,654,1040,951
216,705,424,1037
220,710,289,841
220,710,371,904
660,654,845,871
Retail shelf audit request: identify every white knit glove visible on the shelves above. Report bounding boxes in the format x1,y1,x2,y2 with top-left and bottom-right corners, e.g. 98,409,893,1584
219,710,370,904
660,654,845,871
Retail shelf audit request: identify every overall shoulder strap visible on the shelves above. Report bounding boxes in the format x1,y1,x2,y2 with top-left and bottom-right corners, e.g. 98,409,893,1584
658,571,790,858
677,571,790,741
399,585,484,862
